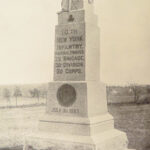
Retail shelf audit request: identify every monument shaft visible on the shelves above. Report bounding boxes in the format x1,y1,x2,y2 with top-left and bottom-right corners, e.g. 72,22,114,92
24,1,131,150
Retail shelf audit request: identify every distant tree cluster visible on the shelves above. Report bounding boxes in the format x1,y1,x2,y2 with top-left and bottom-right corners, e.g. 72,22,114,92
3,87,22,106
1,85,48,107
3,88,11,106
128,84,150,104
128,84,141,103
29,88,40,103
13,87,22,106
107,84,150,105
29,88,48,102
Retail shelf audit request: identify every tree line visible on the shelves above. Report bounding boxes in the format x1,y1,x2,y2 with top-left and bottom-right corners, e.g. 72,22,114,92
2,87,48,106
107,84,150,104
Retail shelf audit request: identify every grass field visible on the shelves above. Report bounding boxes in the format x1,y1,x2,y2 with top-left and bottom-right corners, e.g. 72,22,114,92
0,106,45,149
108,104,150,150
0,102,150,150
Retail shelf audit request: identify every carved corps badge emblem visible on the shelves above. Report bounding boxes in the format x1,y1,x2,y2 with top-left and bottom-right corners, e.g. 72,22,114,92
57,84,76,107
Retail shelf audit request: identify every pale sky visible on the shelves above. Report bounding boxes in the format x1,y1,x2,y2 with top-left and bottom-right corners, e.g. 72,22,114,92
0,0,150,85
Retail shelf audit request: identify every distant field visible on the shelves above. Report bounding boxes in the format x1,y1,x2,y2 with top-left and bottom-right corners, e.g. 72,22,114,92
107,95,135,104
0,97,46,108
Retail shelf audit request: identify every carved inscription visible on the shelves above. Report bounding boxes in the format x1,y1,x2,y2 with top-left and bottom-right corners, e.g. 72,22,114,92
54,23,85,81
52,107,79,114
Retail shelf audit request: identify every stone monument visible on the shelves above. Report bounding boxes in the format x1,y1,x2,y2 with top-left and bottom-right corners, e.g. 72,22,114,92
24,0,131,150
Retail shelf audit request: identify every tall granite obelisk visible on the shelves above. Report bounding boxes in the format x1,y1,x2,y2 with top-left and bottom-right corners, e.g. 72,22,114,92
24,0,131,150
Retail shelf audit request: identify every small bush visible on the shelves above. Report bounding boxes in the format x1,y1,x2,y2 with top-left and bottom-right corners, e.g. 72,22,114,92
136,95,150,104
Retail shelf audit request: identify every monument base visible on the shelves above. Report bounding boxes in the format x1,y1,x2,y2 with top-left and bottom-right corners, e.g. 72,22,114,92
23,129,130,150
23,81,133,150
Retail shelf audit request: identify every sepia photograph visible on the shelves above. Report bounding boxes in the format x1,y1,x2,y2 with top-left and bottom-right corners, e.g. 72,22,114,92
0,0,150,150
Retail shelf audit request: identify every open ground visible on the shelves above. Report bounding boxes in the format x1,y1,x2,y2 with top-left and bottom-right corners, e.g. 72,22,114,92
0,103,150,150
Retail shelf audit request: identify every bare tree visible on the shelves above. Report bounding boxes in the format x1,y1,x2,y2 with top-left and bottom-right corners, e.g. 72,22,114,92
34,88,40,103
13,87,22,106
29,89,35,98
29,88,40,103
146,86,150,94
41,89,48,104
3,88,11,106
129,84,141,103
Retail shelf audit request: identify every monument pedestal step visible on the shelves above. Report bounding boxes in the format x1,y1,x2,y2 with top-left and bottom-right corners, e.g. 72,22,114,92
39,113,114,136
23,129,128,150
